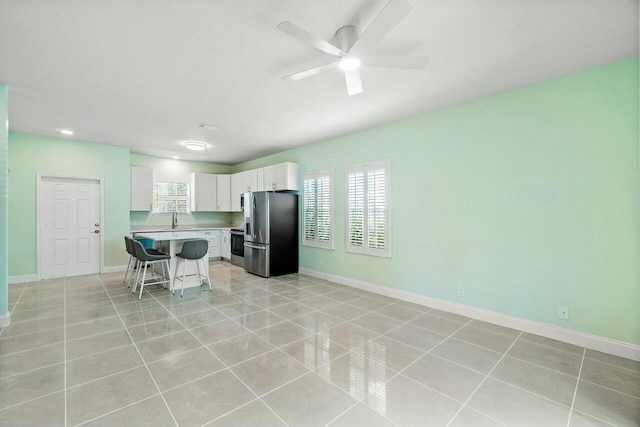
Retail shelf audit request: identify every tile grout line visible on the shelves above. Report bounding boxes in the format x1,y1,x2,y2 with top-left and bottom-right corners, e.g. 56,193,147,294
74,393,163,427
96,276,180,427
444,331,523,427
566,347,586,427
63,277,68,427
0,282,29,338
144,284,292,427
321,308,475,427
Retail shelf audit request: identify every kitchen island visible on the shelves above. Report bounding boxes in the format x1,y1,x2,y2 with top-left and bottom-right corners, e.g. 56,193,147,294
134,230,217,290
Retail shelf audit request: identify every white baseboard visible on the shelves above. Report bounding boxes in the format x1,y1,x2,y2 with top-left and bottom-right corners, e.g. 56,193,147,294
102,265,128,274
8,274,38,284
0,312,10,328
299,267,640,362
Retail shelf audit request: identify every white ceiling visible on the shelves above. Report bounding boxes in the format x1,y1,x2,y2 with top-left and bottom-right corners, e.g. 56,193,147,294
0,0,637,164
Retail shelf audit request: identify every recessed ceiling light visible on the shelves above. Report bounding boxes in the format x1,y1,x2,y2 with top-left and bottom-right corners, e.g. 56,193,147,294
184,141,207,151
338,56,361,71
172,156,180,160
59,129,74,135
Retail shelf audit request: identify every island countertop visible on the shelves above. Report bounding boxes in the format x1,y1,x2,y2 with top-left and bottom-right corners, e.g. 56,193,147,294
134,230,221,241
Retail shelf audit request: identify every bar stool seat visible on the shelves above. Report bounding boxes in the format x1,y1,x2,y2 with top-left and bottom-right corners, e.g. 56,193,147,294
173,239,212,296
131,239,171,300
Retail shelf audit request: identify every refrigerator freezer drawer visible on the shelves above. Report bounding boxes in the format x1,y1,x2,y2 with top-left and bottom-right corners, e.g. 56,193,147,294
244,243,270,278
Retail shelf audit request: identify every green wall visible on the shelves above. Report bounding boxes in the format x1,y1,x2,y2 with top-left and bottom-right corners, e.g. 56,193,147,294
129,153,235,228
8,133,131,275
235,57,640,345
0,84,8,317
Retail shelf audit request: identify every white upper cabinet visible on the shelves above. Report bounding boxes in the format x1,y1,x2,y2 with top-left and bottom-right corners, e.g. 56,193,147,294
130,166,153,211
231,172,243,212
190,172,217,212
244,169,258,193
256,167,265,191
216,174,231,212
263,162,299,191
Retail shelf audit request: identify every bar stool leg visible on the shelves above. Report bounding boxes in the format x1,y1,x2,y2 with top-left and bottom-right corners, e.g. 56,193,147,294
181,259,187,297
123,255,132,285
138,261,148,300
195,259,203,287
201,259,212,291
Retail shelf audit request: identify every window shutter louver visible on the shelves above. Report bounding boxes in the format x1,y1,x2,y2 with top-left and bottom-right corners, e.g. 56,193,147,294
348,171,365,248
153,182,191,214
303,177,316,243
317,176,331,243
302,170,334,249
346,161,390,257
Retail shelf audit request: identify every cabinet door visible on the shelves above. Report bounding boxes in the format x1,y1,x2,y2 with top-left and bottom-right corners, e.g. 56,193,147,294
216,175,231,212
256,168,265,191
263,166,275,190
231,172,243,212
208,230,221,259
191,173,217,212
221,231,231,259
244,169,258,192
281,162,299,191
130,166,153,211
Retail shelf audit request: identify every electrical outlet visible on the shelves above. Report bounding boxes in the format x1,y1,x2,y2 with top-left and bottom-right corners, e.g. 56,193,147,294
457,286,465,297
558,306,569,320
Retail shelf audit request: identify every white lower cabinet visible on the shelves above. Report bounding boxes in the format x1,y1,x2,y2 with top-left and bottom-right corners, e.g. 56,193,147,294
221,230,231,260
206,230,221,260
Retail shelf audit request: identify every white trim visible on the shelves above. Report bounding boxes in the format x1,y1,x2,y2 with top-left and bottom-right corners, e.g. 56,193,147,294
102,265,128,274
37,174,105,279
298,267,640,362
8,274,38,284
302,169,335,250
0,312,10,328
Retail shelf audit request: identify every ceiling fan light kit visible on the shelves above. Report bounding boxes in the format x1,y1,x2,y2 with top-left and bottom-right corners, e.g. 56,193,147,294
278,0,427,96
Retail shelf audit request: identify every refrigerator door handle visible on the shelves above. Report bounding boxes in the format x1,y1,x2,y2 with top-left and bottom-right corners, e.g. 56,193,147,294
244,243,266,250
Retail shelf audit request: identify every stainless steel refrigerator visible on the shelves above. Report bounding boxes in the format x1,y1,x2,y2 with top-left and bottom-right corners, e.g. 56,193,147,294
243,191,298,278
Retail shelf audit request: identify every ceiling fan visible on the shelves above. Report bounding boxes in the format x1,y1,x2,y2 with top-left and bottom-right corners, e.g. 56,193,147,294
278,0,428,96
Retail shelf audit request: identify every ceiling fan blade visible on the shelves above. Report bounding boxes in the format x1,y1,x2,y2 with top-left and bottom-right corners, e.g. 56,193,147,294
350,0,412,53
344,69,363,96
278,21,344,57
282,62,339,81
361,55,429,69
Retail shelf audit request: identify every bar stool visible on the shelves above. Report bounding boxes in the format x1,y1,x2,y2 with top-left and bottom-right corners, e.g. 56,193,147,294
123,236,135,287
173,239,212,296
131,239,171,300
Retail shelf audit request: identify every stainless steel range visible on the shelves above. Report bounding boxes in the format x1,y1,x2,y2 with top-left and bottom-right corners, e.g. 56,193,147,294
230,228,244,267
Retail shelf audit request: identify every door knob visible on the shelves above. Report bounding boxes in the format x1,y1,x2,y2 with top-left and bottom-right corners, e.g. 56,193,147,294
93,230,100,233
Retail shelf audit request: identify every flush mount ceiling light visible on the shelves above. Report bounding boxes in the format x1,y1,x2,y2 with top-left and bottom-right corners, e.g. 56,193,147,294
58,129,74,135
184,141,207,151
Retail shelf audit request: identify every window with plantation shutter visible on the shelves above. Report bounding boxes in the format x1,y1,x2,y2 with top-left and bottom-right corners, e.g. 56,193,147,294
152,182,191,214
346,161,390,257
302,170,334,249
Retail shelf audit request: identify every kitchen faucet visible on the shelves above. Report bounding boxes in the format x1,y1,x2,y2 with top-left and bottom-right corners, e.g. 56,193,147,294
172,210,178,229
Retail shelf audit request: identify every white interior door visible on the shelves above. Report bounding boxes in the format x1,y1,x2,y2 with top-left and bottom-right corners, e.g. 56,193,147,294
40,176,101,279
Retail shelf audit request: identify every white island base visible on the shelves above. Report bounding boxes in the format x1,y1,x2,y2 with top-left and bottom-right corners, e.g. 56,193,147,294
135,231,213,291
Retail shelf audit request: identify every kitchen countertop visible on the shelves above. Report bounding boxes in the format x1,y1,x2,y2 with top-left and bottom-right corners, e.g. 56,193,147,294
134,230,223,241
131,225,241,233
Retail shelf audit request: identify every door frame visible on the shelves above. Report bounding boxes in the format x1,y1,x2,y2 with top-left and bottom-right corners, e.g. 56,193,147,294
36,173,105,280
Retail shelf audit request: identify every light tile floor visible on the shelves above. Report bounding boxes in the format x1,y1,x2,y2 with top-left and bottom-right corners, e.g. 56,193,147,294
1,262,638,426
